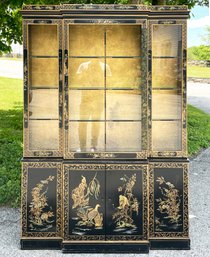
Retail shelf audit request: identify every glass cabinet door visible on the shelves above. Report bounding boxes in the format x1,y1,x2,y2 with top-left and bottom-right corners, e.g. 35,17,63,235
24,22,62,156
150,22,186,155
67,24,145,156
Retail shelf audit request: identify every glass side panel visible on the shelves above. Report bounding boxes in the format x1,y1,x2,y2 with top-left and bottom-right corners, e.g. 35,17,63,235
29,25,58,56
152,90,182,120
69,58,105,89
106,58,141,89
152,58,182,88
106,90,141,120
29,120,59,150
106,122,141,151
30,58,58,88
29,89,58,119
152,121,182,151
152,25,182,57
69,90,105,120
106,25,141,56
69,25,105,56
69,122,105,152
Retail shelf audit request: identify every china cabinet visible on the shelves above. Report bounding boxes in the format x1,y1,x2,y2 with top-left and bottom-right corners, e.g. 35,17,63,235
20,4,190,253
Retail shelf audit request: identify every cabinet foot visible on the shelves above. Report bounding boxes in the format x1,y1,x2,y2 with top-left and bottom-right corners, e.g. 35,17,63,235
20,239,62,250
150,238,190,250
62,242,149,253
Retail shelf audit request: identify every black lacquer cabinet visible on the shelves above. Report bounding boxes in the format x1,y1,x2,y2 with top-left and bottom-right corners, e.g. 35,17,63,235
20,4,190,253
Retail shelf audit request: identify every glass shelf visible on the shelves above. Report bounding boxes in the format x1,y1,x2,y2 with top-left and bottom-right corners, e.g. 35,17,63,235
31,87,58,90
69,56,142,58
69,87,141,90
29,118,59,120
152,56,181,59
30,56,58,58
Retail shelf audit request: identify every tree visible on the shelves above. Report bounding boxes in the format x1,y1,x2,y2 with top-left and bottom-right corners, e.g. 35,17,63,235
0,0,208,54
202,26,210,46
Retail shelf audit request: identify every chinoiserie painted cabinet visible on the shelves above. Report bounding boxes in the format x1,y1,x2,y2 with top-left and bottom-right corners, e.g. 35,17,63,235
20,4,190,253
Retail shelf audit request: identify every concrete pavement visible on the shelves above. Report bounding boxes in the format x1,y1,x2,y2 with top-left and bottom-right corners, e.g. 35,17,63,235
187,82,210,115
0,59,23,79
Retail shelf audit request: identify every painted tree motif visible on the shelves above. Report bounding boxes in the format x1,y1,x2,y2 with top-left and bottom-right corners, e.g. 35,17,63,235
71,173,103,228
155,176,182,230
112,173,139,229
29,175,55,231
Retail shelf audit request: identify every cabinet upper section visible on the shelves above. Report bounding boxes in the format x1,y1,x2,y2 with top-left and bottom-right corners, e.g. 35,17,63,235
21,5,188,159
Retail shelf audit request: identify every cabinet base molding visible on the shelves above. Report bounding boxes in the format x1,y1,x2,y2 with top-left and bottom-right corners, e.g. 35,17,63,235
62,242,149,253
150,238,190,250
20,238,62,250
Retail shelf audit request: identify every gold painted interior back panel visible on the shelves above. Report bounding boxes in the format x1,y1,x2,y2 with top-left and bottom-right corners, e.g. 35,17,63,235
29,89,58,119
69,90,105,120
29,120,59,150
152,121,182,151
69,122,105,151
29,25,58,56
152,90,181,120
106,90,141,120
106,122,142,151
106,58,141,89
30,58,58,87
152,58,181,88
69,25,105,56
68,24,142,152
106,25,141,56
69,58,105,89
152,25,182,57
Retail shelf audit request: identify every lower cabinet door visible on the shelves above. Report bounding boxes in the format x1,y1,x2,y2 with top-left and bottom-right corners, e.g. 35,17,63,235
149,162,189,239
106,164,148,241
21,161,62,246
63,164,105,241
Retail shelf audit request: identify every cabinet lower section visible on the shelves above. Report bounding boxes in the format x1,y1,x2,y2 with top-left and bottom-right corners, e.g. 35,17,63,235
20,159,190,252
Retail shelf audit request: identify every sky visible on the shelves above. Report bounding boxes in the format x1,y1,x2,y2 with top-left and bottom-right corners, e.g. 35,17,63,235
188,5,210,47
11,4,210,53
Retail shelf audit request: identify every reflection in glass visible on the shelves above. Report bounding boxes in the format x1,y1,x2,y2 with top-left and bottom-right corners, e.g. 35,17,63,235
69,122,105,152
69,90,104,120
152,58,181,88
106,58,141,89
29,89,58,119
30,58,58,88
152,25,182,57
29,120,59,150
106,90,141,120
152,90,181,120
29,25,58,56
152,121,182,151
106,122,141,151
69,25,104,56
106,25,141,56
69,58,105,88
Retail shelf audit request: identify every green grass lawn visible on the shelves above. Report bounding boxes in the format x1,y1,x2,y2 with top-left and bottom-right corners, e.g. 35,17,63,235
0,77,210,207
187,65,210,78
0,77,23,207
